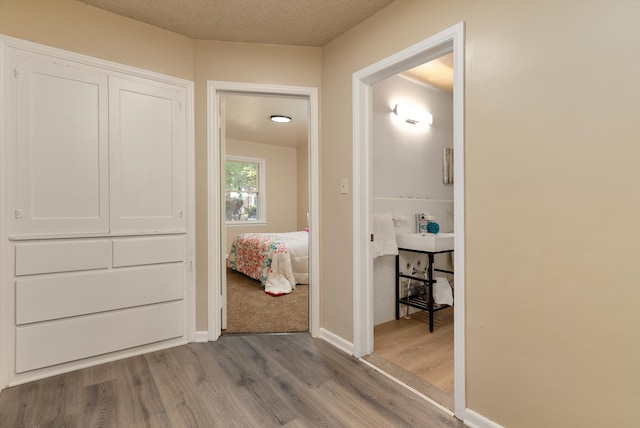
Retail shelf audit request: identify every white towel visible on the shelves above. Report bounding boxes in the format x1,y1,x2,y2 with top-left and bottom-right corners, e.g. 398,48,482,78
372,214,398,258
433,276,454,306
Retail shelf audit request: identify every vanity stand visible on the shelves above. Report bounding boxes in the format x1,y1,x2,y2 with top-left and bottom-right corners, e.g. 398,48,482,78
395,247,454,332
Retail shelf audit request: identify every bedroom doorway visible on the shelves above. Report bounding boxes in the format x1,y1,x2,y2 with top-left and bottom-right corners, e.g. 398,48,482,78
351,23,466,417
222,92,309,334
207,82,320,341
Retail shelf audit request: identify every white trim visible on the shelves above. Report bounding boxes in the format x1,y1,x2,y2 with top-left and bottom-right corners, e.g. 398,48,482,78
194,331,209,343
318,328,354,355
358,358,455,417
207,81,320,341
0,34,196,388
0,36,8,391
462,409,506,428
207,85,222,341
0,34,193,87
186,80,196,344
351,22,467,416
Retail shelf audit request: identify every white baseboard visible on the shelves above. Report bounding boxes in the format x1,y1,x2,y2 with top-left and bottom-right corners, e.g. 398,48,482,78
462,408,505,428
194,331,209,343
318,328,354,355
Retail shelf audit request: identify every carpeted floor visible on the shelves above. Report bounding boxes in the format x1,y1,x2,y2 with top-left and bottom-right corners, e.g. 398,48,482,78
224,268,309,334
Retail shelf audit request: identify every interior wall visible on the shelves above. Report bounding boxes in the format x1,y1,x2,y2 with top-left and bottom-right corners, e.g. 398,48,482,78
296,144,309,230
0,0,194,80
321,1,640,427
372,75,453,200
224,138,298,252
193,40,322,332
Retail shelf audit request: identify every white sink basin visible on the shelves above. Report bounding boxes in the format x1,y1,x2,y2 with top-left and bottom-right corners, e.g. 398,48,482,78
396,232,454,252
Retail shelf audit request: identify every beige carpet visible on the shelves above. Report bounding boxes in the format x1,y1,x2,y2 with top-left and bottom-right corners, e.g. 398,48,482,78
224,268,309,334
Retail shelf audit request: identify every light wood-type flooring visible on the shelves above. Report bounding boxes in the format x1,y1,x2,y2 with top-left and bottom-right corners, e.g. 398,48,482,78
370,308,454,410
0,333,463,428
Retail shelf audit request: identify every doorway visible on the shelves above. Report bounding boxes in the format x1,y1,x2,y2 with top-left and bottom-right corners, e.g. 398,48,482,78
207,82,320,341
351,23,466,416
368,53,455,410
222,92,309,334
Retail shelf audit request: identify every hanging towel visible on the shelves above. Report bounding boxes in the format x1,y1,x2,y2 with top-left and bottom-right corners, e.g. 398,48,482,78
372,214,398,258
433,276,454,306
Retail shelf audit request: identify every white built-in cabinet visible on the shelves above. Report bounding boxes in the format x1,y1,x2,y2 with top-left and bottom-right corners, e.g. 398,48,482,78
2,37,193,384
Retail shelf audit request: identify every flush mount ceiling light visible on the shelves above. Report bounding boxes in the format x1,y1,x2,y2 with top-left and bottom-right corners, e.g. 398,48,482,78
270,115,292,123
392,104,433,126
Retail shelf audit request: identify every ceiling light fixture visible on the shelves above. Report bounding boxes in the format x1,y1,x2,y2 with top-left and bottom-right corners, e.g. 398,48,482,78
270,115,292,123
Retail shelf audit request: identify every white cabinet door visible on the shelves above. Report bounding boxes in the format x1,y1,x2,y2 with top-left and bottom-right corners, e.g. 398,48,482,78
109,77,187,233
8,51,109,236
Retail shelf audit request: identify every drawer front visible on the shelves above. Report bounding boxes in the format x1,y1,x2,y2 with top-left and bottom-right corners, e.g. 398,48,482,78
112,235,185,267
16,301,184,373
15,240,110,276
16,264,184,325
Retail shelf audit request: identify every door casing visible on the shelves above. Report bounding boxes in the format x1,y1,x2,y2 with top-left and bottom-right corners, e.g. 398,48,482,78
351,22,467,417
207,81,320,340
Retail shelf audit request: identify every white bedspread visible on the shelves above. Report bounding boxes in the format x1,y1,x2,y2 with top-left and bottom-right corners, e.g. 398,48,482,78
226,231,309,295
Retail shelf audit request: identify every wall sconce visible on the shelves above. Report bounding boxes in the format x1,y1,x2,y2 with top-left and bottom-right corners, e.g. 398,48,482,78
392,104,433,125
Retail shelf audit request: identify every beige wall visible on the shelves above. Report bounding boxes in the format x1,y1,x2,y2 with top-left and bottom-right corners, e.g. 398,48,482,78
296,144,309,230
193,40,322,332
224,139,298,252
0,0,193,80
322,0,640,427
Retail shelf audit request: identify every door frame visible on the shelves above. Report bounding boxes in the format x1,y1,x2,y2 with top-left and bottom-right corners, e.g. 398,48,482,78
207,81,320,340
351,22,467,416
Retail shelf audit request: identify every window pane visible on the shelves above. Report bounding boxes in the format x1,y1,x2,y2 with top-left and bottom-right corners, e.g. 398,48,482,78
225,192,259,221
225,159,261,222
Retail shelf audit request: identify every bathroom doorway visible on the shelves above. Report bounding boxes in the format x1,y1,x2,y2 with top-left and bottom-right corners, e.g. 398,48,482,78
352,23,466,416
368,54,455,410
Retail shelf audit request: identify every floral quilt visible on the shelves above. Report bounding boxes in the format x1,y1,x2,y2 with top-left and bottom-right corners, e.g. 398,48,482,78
226,231,308,295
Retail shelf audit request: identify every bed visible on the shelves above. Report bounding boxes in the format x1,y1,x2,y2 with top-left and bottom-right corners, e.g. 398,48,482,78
226,231,309,295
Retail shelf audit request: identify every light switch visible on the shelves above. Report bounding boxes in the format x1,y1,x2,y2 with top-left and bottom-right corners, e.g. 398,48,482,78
340,178,349,194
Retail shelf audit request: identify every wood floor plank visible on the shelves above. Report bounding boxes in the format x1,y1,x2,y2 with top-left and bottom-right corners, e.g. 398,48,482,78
374,308,455,395
0,333,464,428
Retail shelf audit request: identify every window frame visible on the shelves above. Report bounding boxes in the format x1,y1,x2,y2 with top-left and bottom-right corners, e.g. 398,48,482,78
224,155,266,226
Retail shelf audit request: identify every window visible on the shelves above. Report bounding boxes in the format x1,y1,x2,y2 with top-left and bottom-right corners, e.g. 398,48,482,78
225,155,266,224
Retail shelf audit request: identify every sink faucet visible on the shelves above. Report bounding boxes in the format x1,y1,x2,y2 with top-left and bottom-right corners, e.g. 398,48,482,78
416,212,429,234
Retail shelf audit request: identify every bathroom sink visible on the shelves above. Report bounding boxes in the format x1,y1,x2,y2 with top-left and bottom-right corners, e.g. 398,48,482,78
396,232,454,252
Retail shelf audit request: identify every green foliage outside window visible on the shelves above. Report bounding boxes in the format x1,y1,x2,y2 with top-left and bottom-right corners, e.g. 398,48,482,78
225,160,260,221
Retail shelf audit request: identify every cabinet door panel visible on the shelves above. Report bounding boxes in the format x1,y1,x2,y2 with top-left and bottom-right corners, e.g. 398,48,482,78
9,51,109,235
109,77,187,233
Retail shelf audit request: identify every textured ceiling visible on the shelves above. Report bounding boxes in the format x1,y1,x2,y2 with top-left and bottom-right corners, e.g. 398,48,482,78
78,0,395,47
76,0,450,148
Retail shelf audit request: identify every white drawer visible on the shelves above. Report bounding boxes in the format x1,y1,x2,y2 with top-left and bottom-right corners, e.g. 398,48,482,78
15,240,110,276
16,301,184,373
16,264,184,325
112,235,185,267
